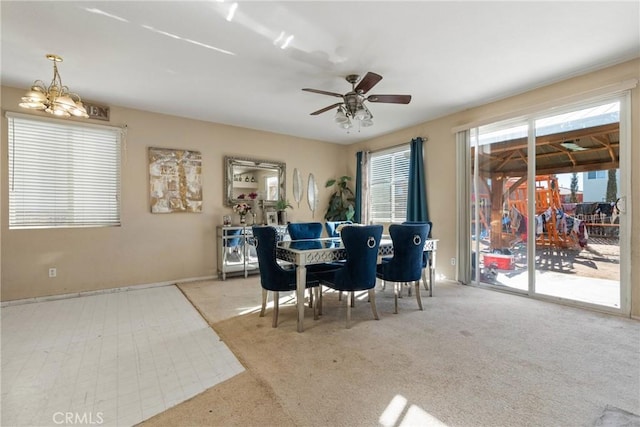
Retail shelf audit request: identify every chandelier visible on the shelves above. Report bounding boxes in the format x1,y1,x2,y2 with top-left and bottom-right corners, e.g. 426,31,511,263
19,54,89,118
333,94,374,130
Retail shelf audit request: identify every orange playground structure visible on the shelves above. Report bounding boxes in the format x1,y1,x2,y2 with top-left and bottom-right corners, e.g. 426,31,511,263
506,175,583,249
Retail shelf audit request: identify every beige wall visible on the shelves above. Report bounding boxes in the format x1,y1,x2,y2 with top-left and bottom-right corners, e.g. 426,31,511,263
2,59,638,317
346,59,640,318
1,86,346,301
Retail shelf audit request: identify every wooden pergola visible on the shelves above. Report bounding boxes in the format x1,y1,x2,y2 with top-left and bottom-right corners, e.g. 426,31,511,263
472,122,620,249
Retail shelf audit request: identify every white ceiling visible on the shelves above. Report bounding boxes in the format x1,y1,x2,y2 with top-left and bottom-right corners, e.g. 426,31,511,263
2,1,638,144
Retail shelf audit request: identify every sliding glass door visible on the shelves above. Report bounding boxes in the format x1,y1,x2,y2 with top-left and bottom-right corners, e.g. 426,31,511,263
466,93,630,313
532,100,623,307
470,118,530,292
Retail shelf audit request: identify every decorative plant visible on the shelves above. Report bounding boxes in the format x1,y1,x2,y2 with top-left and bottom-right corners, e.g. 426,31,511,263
324,176,355,221
275,198,293,225
248,191,258,200
275,198,293,211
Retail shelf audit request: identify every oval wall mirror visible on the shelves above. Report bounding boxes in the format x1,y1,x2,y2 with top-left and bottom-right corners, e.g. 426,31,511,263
292,168,303,207
307,173,318,218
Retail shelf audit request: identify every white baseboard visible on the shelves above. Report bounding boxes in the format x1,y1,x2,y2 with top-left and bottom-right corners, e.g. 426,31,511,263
0,275,216,307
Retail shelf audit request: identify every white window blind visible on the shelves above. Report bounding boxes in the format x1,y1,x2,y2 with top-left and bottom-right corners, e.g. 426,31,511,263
7,113,121,229
369,146,410,223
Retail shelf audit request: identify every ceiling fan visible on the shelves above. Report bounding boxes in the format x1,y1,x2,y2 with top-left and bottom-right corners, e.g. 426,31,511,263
302,72,412,129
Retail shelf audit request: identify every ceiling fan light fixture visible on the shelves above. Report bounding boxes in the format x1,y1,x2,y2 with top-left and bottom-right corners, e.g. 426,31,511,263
19,54,89,119
353,105,368,121
334,107,349,124
338,118,352,129
560,141,587,151
303,71,411,133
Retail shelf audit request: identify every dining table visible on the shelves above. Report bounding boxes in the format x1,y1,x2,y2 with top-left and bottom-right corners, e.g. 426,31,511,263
276,236,439,332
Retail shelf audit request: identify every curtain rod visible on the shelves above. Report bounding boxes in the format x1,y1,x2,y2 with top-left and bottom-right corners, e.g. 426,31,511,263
368,136,429,154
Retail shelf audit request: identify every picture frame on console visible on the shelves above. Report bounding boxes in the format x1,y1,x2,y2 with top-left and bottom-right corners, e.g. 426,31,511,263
266,211,278,226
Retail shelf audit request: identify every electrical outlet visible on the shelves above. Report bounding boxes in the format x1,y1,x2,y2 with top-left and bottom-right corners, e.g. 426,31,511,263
450,258,456,266
48,268,57,278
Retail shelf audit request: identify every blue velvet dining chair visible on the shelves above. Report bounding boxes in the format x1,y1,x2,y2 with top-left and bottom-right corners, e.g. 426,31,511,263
377,223,429,313
287,222,323,240
287,221,342,307
315,225,383,329
403,221,433,293
323,220,354,302
252,226,322,327
324,220,353,238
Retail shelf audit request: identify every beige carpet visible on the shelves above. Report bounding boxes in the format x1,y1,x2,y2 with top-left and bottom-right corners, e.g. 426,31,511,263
141,278,640,427
138,371,296,426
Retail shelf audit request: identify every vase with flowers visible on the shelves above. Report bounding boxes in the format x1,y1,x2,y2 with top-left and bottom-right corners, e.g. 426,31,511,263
233,202,252,224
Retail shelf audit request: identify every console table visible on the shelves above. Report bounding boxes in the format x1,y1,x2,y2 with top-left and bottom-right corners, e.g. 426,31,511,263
216,225,288,280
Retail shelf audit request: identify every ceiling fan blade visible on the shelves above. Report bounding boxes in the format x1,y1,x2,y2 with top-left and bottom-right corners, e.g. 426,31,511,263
367,94,412,104
310,103,343,116
302,88,343,98
354,72,382,94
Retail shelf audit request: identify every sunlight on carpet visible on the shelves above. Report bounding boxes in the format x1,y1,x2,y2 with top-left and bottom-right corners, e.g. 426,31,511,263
380,395,448,427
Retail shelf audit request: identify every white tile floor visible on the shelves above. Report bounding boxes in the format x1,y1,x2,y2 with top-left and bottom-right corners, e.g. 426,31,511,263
1,285,244,426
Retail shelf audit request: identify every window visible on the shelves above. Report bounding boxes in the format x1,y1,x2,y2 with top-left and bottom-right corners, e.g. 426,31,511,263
369,145,410,223
266,176,278,200
587,170,606,180
7,113,121,229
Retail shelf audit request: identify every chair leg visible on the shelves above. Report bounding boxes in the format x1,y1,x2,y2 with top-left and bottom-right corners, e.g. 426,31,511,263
338,290,343,301
318,286,323,315
313,287,319,320
415,280,423,311
350,291,355,307
429,267,434,297
309,287,313,308
346,291,352,329
272,291,279,328
393,282,399,314
369,289,379,320
260,289,268,317
407,282,412,297
422,268,429,291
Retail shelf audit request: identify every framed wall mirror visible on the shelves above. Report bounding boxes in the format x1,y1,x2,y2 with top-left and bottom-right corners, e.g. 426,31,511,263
224,156,286,207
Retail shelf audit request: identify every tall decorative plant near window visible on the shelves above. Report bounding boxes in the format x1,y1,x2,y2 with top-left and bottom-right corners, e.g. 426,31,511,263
324,176,355,221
